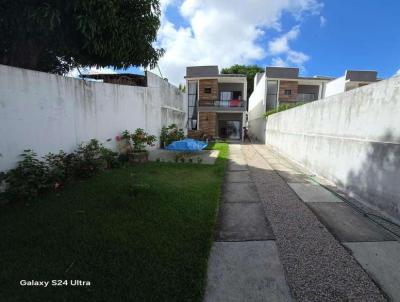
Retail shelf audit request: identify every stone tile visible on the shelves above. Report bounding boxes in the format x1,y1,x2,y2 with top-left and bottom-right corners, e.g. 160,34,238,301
307,202,395,242
344,241,400,302
227,161,248,171
216,203,274,241
288,183,343,203
223,182,259,202
204,241,293,302
225,171,251,183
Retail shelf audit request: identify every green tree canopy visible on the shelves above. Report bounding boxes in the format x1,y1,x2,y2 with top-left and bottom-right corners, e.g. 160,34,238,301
0,0,164,74
221,64,264,97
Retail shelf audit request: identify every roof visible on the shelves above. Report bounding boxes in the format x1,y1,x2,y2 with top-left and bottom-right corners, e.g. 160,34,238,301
80,73,147,86
186,66,219,78
345,70,377,82
265,67,299,79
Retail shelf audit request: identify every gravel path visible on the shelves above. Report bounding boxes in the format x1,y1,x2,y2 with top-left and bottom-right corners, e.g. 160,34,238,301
242,143,387,302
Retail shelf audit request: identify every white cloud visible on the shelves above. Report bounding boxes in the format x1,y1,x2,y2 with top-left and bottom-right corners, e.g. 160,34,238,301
320,16,326,27
395,69,400,76
155,0,322,84
268,26,309,69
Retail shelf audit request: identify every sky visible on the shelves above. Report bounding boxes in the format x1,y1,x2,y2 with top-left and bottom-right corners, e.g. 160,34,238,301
74,0,400,86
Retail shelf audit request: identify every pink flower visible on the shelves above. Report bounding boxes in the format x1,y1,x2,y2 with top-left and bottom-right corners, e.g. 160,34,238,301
115,136,121,142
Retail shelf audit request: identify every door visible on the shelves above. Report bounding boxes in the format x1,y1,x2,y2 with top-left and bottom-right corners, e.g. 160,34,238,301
219,120,241,140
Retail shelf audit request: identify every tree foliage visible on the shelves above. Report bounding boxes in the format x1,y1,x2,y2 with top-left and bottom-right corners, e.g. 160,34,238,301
0,0,164,74
221,64,264,97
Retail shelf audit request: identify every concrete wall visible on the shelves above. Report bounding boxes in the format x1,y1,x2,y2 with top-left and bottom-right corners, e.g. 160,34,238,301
248,73,266,142
264,75,400,223
324,76,346,97
0,65,185,171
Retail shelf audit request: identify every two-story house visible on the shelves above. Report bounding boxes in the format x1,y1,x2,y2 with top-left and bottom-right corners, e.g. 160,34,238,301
185,66,247,140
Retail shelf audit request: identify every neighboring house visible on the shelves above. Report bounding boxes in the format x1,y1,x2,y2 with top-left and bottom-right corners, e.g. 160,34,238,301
80,73,147,86
248,66,379,142
324,70,378,97
185,66,247,140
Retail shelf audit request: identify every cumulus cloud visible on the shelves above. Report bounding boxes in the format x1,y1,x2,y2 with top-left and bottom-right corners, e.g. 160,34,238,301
268,26,309,69
396,69,400,76
154,0,322,84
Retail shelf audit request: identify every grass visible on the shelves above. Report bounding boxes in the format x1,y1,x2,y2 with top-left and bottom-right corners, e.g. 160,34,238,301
0,143,229,302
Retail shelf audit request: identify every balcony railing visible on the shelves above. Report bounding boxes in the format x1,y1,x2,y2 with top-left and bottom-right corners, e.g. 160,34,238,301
199,100,246,108
296,93,317,102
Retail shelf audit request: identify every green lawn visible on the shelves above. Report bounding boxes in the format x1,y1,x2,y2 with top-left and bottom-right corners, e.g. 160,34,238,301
0,143,228,302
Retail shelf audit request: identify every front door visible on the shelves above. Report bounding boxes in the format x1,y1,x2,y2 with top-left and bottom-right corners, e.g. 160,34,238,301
219,120,241,140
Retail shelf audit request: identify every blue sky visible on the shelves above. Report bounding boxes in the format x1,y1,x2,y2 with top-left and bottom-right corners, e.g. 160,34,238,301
145,0,400,84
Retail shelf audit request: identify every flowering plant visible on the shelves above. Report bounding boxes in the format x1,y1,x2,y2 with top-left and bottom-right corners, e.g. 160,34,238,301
118,129,157,153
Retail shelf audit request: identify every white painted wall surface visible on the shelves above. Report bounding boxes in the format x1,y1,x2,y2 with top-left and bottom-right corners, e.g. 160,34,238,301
248,73,266,142
324,75,346,97
265,75,400,223
0,65,185,171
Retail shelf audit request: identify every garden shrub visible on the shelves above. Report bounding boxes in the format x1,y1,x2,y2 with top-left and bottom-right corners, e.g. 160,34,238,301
160,124,184,148
1,139,120,202
117,129,157,153
3,150,51,201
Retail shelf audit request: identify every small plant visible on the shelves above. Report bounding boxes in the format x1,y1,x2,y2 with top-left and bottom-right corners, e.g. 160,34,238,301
3,150,50,201
70,139,104,178
131,128,157,153
197,157,203,164
44,150,69,187
118,129,157,154
188,158,193,163
100,147,120,169
160,124,184,148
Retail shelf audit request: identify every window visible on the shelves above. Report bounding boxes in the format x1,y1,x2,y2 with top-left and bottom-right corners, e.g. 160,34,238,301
204,87,212,94
266,80,278,109
188,81,198,130
284,90,292,96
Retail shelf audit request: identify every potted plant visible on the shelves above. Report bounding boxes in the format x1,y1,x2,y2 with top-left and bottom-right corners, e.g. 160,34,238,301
117,129,156,163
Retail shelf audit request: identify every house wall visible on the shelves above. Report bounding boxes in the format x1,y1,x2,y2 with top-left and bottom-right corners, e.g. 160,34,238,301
324,76,346,97
264,75,400,223
278,80,298,102
248,73,267,142
199,79,218,105
198,112,217,137
0,65,185,171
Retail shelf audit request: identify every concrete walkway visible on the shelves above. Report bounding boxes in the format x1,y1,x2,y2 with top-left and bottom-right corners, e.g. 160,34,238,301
245,143,398,302
204,144,293,302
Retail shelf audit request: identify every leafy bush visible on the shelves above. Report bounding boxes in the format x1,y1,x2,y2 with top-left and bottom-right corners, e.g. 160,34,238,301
160,124,184,148
69,139,104,178
1,139,120,202
118,129,157,153
3,150,51,201
44,150,70,186
264,102,306,117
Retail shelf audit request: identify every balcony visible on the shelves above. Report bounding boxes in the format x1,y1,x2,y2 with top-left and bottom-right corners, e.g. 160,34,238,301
296,93,318,102
198,99,246,111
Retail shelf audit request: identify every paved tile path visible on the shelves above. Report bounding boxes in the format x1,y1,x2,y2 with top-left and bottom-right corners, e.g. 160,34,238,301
204,142,399,302
204,144,293,302
246,143,397,302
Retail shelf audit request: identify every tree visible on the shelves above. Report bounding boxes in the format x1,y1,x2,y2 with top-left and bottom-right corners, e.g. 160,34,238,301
221,64,264,97
0,0,164,74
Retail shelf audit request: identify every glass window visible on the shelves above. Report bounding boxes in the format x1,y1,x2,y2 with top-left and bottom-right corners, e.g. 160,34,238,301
188,81,198,130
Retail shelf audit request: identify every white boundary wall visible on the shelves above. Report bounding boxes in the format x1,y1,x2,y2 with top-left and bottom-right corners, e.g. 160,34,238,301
0,65,186,171
264,75,400,223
